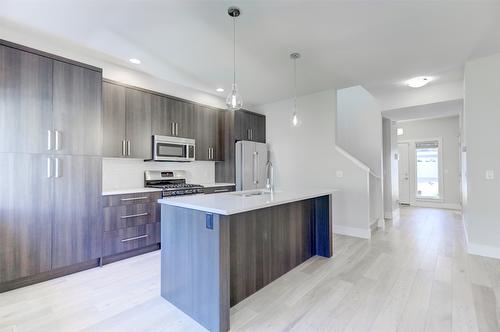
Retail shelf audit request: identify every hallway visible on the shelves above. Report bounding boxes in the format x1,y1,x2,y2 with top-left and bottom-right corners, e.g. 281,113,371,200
0,207,498,331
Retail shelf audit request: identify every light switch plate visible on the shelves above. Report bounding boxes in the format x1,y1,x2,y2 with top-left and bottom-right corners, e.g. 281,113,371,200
336,170,344,178
486,170,495,180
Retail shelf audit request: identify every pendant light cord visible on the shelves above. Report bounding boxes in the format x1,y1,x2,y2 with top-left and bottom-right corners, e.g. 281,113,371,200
293,56,297,112
233,17,236,85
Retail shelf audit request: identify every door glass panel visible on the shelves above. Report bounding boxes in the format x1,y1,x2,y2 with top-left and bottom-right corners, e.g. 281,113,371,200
157,143,185,157
416,141,440,199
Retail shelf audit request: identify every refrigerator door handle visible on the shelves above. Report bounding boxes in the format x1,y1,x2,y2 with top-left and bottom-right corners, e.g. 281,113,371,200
256,151,259,184
253,151,258,184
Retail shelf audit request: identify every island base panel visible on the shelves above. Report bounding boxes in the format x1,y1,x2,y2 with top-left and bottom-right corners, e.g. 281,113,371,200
160,194,332,332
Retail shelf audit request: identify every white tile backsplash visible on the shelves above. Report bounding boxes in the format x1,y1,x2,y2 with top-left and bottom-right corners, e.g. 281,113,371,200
102,158,215,191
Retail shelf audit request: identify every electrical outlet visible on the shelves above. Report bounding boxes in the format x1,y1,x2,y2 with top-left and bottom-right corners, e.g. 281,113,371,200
336,170,344,178
486,170,495,180
206,214,213,229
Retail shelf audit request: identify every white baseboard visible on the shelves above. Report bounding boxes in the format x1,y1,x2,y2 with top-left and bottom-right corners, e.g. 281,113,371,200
468,242,500,259
334,225,371,239
411,201,461,210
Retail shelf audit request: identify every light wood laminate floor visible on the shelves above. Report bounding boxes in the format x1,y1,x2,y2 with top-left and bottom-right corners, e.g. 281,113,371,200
1,207,499,332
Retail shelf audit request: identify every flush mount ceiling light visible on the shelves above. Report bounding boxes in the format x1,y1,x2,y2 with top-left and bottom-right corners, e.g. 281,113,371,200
290,52,301,127
216,88,225,92
226,6,243,111
406,76,431,88
129,58,141,64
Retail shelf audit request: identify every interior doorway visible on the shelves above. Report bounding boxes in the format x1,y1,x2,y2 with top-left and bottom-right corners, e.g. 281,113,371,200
398,142,410,204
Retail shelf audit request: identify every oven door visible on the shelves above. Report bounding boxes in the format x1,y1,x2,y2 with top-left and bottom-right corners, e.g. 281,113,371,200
154,142,189,161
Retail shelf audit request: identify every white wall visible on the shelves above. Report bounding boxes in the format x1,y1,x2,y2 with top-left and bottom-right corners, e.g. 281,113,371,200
257,89,373,239
377,81,463,112
336,86,383,176
397,116,461,209
102,159,215,191
382,118,400,219
463,53,500,258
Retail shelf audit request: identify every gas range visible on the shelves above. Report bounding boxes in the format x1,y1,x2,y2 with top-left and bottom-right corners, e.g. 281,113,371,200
145,170,204,197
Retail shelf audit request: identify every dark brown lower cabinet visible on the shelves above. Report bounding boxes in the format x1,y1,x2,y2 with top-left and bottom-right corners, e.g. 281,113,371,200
103,223,161,256
101,192,161,258
51,156,102,269
0,153,53,283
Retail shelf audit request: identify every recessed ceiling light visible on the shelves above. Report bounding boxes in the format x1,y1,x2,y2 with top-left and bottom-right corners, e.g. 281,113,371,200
406,76,431,88
129,58,141,64
216,88,224,92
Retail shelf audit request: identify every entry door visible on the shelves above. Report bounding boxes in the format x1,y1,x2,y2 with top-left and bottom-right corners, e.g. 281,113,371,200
398,143,410,204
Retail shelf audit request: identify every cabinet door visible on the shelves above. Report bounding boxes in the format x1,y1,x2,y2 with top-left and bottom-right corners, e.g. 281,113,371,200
103,82,126,157
234,110,249,141
0,153,53,282
151,95,175,136
194,105,216,161
53,61,102,156
125,88,152,159
52,155,101,269
169,98,194,138
0,45,53,154
251,114,266,143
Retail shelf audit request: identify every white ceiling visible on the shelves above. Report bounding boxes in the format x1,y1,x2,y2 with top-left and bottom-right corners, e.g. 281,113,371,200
383,99,462,122
1,0,500,106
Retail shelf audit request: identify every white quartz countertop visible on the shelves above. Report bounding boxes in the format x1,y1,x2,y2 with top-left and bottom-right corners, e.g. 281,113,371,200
199,182,235,188
158,188,337,215
102,187,162,196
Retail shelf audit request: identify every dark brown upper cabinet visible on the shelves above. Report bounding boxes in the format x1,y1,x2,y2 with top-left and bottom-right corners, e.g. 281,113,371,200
102,81,152,159
194,105,223,161
52,61,102,156
235,110,266,143
103,82,126,157
0,45,53,154
125,88,152,159
151,95,194,139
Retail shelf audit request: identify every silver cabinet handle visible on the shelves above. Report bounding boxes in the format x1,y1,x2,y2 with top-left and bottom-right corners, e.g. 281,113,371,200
127,140,131,156
55,158,61,178
211,147,214,160
208,147,211,160
47,130,52,150
121,196,149,201
175,123,179,136
55,130,61,151
251,129,254,140
121,234,148,243
120,212,149,219
247,129,251,140
171,122,175,136
214,188,229,193
121,140,126,156
47,158,52,178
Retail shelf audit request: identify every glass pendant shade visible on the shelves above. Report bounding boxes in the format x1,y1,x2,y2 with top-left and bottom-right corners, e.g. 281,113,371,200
226,83,243,111
291,111,300,127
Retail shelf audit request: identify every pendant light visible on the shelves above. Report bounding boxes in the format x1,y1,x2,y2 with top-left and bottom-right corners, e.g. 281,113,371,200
226,6,243,111
290,52,301,127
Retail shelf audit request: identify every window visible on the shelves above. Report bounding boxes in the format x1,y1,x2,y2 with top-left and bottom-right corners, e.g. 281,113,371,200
415,141,440,199
397,128,404,136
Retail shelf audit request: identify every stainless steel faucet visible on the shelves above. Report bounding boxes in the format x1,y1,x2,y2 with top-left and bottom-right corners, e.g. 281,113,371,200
265,160,274,193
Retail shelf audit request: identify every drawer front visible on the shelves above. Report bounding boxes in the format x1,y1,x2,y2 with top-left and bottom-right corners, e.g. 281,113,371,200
103,222,161,256
102,191,161,207
204,186,235,194
103,202,160,232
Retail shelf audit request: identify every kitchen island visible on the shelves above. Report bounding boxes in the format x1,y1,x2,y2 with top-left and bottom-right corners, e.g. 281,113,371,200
159,189,335,332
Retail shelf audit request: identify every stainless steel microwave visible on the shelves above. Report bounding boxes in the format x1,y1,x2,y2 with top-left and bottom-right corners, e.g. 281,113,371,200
152,135,195,162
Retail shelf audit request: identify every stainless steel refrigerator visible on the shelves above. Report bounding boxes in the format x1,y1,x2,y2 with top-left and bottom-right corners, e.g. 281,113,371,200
235,140,268,191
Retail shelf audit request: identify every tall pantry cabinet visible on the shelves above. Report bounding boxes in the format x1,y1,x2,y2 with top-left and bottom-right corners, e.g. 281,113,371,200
0,40,102,290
